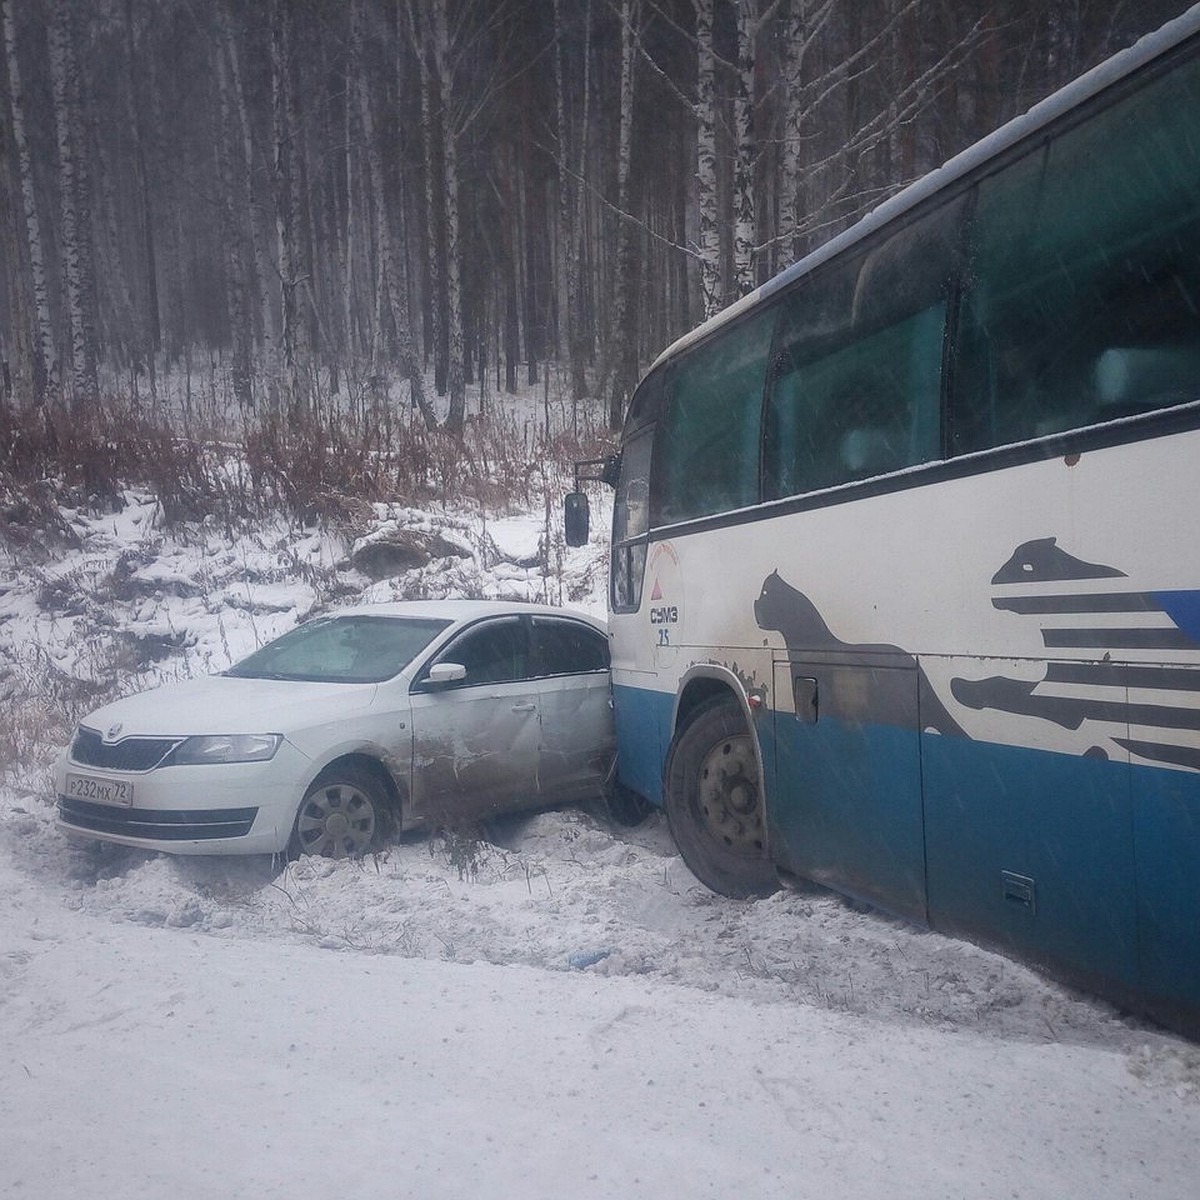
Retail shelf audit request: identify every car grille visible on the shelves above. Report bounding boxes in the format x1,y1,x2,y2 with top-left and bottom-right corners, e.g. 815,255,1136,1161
70,726,181,772
57,796,259,841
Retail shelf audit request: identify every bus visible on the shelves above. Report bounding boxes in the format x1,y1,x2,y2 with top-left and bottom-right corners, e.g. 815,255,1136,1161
568,6,1200,1035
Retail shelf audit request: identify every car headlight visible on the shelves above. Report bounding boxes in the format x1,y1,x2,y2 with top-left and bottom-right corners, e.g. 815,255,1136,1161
172,734,283,765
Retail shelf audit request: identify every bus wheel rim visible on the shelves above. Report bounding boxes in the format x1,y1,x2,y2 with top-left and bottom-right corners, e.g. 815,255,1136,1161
695,733,763,856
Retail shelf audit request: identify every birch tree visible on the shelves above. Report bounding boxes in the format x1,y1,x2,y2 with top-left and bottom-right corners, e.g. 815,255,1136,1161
2,0,54,404
777,0,833,263
693,0,722,318
730,0,757,297
411,0,446,395
269,0,310,414
123,0,160,399
222,4,275,392
354,0,436,427
605,0,640,428
340,1,362,376
48,0,98,410
554,0,593,402
431,0,465,435
0,93,25,404
213,9,252,411
0,0,1178,425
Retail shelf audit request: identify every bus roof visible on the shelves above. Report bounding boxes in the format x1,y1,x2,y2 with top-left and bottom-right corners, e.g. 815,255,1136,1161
650,3,1200,374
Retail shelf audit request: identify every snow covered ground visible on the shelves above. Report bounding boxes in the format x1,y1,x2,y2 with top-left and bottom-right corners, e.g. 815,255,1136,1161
2,487,1199,1198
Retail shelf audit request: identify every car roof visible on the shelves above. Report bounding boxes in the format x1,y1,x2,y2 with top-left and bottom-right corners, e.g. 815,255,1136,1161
326,599,607,632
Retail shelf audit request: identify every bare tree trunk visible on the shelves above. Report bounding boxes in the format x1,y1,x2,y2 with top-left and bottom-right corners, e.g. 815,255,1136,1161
124,0,159,401
552,0,570,372
568,0,594,399
606,0,638,429
225,4,275,399
355,0,435,429
214,9,252,411
49,0,98,411
731,0,756,297
778,0,830,264
410,0,445,395
504,232,519,395
270,0,310,415
502,142,519,394
3,0,54,405
521,118,539,389
93,115,136,383
779,0,804,265
341,1,360,375
432,0,465,436
693,0,721,318
0,92,32,406
552,0,592,400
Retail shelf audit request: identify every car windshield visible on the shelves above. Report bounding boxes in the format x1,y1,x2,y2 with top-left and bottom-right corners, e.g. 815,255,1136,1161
225,615,452,684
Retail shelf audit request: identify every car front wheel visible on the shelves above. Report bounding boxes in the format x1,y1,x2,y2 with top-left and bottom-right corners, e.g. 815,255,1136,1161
291,766,388,859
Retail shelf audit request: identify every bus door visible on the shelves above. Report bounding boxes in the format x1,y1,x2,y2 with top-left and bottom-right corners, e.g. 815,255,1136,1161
770,651,927,923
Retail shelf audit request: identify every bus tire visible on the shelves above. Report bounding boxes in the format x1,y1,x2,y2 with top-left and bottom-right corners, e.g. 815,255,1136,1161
664,695,778,899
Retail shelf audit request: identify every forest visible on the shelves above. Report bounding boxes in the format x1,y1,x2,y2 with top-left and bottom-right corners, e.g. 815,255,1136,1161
0,0,1190,443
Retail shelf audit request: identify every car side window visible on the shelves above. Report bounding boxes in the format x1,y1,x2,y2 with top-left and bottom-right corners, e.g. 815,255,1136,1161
436,618,529,686
531,619,609,678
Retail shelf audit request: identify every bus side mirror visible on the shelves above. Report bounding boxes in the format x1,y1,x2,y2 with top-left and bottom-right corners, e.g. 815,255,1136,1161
564,492,590,546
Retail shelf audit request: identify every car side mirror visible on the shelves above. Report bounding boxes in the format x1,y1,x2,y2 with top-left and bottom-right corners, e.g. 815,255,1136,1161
564,492,590,547
426,662,467,685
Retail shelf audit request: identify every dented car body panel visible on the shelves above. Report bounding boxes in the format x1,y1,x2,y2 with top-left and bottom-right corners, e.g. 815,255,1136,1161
408,681,543,824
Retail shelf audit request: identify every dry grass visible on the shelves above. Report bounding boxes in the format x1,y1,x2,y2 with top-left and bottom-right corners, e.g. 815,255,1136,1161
0,390,615,537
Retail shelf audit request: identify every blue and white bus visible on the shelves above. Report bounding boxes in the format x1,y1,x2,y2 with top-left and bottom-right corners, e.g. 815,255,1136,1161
569,7,1200,1034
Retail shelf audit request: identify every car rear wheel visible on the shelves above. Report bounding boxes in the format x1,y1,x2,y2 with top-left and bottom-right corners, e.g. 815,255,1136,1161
291,766,388,859
664,695,778,899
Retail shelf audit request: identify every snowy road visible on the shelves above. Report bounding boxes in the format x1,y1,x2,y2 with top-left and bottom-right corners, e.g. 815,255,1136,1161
2,799,1199,1200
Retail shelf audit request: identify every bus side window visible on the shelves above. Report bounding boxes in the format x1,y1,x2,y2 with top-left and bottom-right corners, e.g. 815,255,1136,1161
763,200,960,500
952,52,1200,453
654,306,777,526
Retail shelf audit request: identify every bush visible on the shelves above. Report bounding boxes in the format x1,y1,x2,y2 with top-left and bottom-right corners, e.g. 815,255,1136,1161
0,389,616,538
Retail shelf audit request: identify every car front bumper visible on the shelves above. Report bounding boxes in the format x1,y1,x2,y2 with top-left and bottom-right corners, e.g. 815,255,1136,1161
54,743,311,855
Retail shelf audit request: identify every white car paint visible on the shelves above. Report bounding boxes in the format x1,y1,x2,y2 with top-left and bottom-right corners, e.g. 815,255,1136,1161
55,601,614,856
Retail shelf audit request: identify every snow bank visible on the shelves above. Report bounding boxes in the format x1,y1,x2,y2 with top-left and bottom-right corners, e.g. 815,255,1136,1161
1,489,1198,1197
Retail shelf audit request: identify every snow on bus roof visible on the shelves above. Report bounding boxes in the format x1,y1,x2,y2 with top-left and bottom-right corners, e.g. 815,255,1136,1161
650,3,1200,373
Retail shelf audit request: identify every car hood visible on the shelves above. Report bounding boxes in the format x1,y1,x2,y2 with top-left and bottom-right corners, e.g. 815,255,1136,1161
77,675,383,739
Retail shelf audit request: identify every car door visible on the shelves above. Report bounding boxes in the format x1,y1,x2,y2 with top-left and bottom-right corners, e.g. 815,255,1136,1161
407,616,541,824
531,616,616,802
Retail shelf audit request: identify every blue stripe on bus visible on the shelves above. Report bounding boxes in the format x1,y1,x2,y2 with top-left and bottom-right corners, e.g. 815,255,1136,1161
922,733,1139,993
769,714,927,924
616,677,1200,1019
1131,765,1200,1017
806,720,1199,1018
612,682,674,806
1153,589,1200,644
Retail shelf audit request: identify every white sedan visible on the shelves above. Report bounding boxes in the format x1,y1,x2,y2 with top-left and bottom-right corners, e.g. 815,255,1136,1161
56,601,616,858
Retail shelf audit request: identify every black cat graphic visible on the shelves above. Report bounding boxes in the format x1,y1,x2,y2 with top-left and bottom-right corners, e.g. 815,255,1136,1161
754,570,964,736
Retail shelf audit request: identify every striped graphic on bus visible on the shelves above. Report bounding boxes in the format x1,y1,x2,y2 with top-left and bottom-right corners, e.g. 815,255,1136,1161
950,538,1200,772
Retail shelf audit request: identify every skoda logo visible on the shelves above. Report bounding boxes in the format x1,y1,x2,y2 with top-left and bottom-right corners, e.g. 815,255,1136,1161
104,722,124,743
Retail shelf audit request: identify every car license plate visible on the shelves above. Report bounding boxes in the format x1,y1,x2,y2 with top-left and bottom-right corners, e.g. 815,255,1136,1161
65,773,134,807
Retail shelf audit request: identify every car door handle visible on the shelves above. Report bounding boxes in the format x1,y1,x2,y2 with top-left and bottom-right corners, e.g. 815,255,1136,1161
511,702,536,712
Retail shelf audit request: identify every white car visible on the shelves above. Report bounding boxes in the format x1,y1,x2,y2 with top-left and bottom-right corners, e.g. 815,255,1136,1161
56,601,616,857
